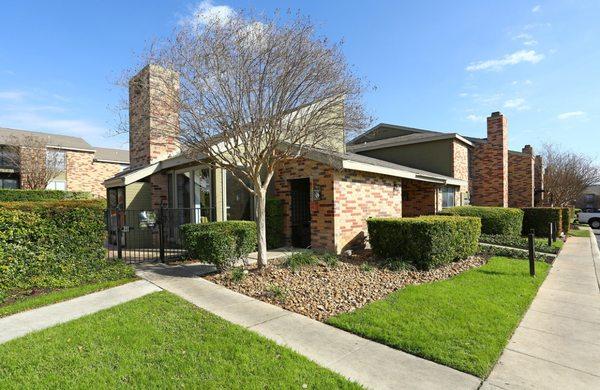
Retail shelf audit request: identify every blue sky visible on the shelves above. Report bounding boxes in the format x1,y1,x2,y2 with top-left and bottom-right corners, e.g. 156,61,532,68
1,1,598,162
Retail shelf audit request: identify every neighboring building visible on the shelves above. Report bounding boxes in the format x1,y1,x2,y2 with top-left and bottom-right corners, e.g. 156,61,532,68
105,65,467,253
576,185,600,210
348,112,544,208
0,127,129,197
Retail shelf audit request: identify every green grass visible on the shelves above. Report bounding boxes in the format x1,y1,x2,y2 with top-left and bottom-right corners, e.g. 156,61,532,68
0,278,137,318
0,292,359,389
569,229,591,237
327,257,550,378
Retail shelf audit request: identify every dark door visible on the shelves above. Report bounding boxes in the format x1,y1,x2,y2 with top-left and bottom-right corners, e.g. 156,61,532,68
290,178,311,248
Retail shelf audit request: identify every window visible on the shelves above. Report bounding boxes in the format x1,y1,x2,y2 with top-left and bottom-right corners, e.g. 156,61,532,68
46,150,66,171
0,147,18,168
226,171,254,221
584,194,595,205
441,186,456,208
0,177,18,189
46,180,66,190
170,167,215,224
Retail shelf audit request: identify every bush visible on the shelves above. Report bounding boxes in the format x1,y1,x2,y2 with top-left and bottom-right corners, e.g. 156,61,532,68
266,198,284,249
561,207,573,234
479,234,559,254
282,251,319,271
0,200,133,303
440,206,523,236
181,221,257,271
0,189,92,202
477,244,553,263
367,216,481,270
522,208,562,236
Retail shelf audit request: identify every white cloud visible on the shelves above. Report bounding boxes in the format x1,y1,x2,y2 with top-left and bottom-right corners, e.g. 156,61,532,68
0,90,27,101
466,50,544,72
557,111,586,120
459,92,469,97
514,33,538,46
532,5,541,12
466,114,484,122
503,98,530,111
180,1,235,27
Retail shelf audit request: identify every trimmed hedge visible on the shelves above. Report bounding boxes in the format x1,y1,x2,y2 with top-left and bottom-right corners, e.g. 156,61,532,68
561,207,573,234
0,200,133,303
522,207,562,236
266,198,284,249
0,189,92,202
440,206,523,236
367,216,481,270
181,221,257,271
479,234,560,254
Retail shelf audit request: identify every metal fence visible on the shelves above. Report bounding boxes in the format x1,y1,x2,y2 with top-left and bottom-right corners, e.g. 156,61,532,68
106,206,213,263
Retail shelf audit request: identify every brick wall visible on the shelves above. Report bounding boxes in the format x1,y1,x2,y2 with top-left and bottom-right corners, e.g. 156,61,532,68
471,112,508,207
129,64,180,170
333,170,402,252
66,151,125,197
403,179,439,217
18,146,42,189
274,158,336,252
508,148,535,208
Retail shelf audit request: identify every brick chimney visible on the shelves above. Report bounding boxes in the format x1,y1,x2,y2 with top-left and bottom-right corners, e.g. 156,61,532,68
129,64,180,169
471,112,509,207
522,144,533,155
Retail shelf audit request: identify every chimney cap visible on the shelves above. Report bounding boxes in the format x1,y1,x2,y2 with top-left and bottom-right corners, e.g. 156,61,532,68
491,111,502,117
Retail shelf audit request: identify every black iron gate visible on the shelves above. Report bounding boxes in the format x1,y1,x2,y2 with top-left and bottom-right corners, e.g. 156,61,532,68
106,206,208,263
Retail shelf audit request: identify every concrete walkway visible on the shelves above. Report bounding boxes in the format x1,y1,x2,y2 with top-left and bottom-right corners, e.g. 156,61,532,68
136,262,480,390
484,230,600,390
0,280,160,345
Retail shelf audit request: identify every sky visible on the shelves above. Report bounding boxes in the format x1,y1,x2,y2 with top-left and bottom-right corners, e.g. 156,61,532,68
0,0,598,162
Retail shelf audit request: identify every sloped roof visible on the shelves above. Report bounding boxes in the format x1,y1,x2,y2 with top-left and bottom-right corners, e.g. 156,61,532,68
349,123,445,145
94,147,130,164
0,126,94,151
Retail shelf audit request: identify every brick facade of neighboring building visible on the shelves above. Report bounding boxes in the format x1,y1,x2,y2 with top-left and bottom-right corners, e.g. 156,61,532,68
65,151,125,197
470,112,509,207
508,146,535,208
451,140,470,205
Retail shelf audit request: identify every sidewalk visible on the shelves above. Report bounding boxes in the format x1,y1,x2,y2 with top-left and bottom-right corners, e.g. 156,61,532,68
0,280,160,344
484,230,600,389
136,262,480,390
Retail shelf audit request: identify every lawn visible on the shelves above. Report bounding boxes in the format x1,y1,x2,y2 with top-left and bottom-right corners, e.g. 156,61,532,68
327,257,550,378
569,229,591,237
479,234,562,253
0,291,359,389
0,278,137,318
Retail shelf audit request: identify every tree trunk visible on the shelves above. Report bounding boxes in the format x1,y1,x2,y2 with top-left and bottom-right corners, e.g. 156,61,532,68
255,189,268,268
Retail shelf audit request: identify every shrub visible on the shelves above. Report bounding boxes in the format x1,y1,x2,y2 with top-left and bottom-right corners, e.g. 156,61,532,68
0,199,133,303
561,207,573,234
522,208,562,237
230,267,246,283
321,252,339,268
440,206,523,236
479,234,559,254
0,189,92,202
282,251,319,271
367,216,481,270
477,244,553,263
180,221,257,271
266,198,284,249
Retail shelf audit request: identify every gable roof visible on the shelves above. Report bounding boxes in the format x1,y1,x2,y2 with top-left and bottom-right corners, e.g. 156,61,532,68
349,123,445,145
348,131,474,153
0,126,94,151
93,147,130,164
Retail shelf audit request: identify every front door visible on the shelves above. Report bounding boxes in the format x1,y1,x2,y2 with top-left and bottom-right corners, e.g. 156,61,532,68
290,178,311,248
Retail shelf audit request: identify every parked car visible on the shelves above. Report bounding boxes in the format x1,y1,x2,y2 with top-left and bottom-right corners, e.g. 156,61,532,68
578,209,600,229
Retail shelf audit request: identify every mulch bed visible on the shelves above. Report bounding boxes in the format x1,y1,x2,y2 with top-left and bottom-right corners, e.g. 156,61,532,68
205,251,487,321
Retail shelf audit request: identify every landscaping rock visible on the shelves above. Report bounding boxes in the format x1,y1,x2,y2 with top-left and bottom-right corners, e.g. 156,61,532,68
206,252,486,321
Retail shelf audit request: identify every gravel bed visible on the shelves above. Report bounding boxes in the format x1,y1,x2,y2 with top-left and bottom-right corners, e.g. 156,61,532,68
206,253,487,321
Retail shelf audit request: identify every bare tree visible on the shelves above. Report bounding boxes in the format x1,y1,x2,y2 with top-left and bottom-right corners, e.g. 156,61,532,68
3,135,66,190
542,143,600,206
131,11,369,267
